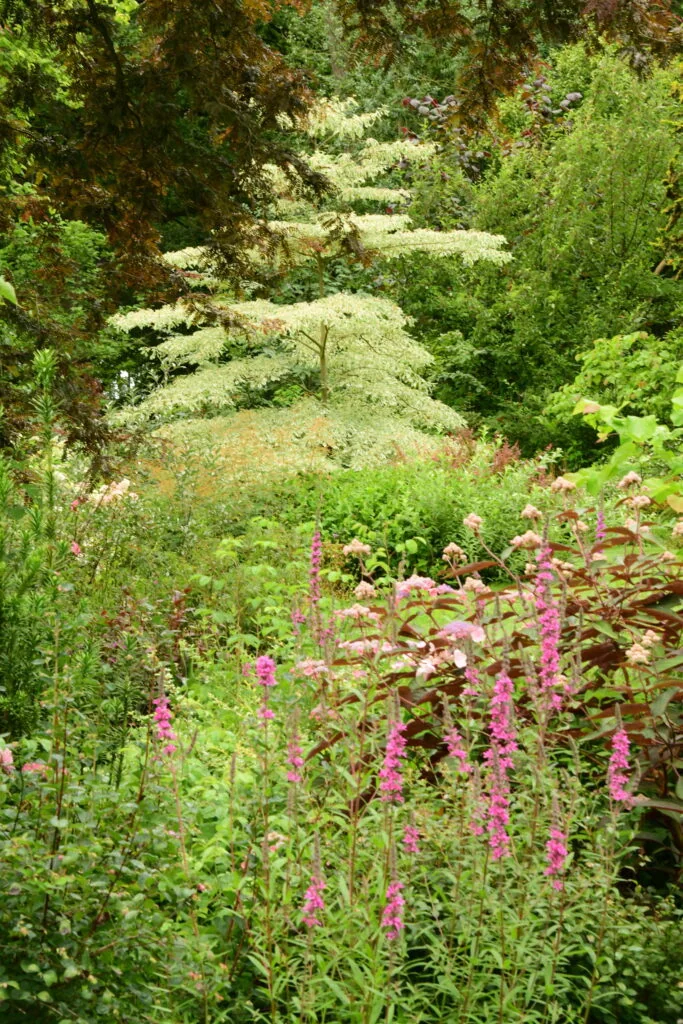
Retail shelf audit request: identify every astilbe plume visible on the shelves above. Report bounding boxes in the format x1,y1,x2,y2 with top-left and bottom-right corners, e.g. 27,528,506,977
382,881,405,940
608,726,634,807
379,717,408,803
153,695,177,756
535,546,563,711
483,672,518,859
302,877,326,928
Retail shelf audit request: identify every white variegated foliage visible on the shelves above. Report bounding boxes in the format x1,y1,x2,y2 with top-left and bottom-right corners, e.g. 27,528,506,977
113,97,511,458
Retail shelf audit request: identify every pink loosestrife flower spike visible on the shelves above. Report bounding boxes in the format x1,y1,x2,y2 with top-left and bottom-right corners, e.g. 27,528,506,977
379,719,408,803
287,736,304,784
153,695,177,756
544,827,569,891
483,672,518,860
402,824,420,855
444,727,473,774
382,881,405,940
608,728,634,807
535,546,562,710
302,877,326,928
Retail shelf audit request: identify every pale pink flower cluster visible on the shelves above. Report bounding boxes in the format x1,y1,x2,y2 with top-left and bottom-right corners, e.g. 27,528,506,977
626,642,649,665
153,695,177,755
382,881,405,940
379,719,408,803
255,655,277,722
608,728,634,806
439,620,485,643
335,604,381,623
295,658,329,678
343,538,372,557
544,827,569,890
338,638,393,656
354,581,376,600
627,494,651,509
395,575,454,599
402,824,420,855
302,877,326,928
550,476,576,493
672,520,683,538
442,542,466,562
89,478,138,506
521,504,542,520
0,748,14,774
22,761,47,776
462,577,488,595
617,471,642,489
510,531,543,550
463,513,483,532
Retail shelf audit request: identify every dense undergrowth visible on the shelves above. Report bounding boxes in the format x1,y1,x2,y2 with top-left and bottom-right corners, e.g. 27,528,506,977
0,364,681,1022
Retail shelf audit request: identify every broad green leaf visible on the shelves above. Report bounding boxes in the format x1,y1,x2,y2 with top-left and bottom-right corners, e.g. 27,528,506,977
0,277,17,305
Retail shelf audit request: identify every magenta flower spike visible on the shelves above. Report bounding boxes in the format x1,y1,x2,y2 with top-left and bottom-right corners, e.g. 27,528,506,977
608,727,634,807
302,876,326,928
535,546,562,711
153,695,177,756
379,718,408,803
382,881,406,940
544,827,569,890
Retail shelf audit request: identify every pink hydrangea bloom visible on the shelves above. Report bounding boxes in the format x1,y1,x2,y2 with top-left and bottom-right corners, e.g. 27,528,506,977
402,824,420,854
302,877,326,928
0,748,14,774
608,728,634,806
21,761,47,776
379,720,408,803
382,881,405,940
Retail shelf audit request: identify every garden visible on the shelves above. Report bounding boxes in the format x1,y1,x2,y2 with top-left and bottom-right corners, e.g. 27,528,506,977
0,3,681,1021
